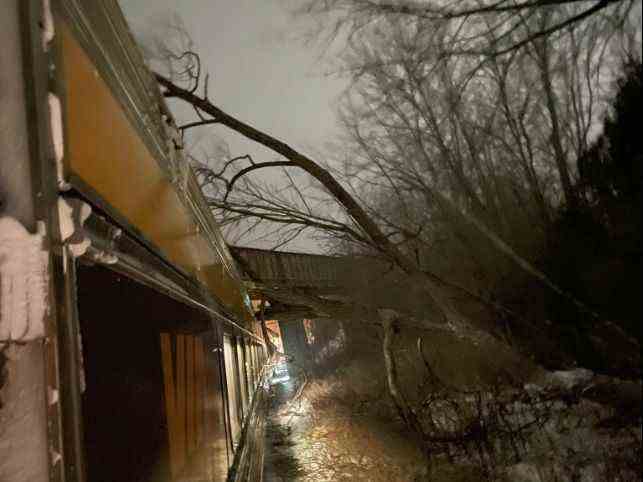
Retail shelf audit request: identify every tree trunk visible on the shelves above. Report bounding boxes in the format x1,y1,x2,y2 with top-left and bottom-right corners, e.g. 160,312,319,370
380,310,427,452
536,40,579,211
279,319,311,371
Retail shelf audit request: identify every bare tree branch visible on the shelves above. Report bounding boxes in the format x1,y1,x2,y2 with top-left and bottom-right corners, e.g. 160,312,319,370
156,73,436,278
224,161,294,201
179,119,220,132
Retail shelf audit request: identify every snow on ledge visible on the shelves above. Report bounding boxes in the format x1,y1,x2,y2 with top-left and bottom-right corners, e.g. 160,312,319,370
0,217,49,344
48,93,69,190
57,197,91,257
42,0,55,50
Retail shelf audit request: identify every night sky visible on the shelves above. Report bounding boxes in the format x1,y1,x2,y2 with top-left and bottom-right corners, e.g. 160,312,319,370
120,0,346,252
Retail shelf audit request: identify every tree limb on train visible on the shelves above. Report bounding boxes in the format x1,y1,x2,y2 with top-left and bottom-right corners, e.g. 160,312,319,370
155,72,634,352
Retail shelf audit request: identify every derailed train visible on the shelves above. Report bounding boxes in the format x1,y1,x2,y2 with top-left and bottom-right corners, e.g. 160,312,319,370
0,1,269,481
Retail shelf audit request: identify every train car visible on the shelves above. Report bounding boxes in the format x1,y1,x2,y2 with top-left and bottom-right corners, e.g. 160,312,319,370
0,2,270,481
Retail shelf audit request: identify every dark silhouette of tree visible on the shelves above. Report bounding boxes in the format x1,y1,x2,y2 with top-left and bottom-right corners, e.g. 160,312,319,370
579,59,642,221
579,58,641,339
299,0,636,56
543,59,642,372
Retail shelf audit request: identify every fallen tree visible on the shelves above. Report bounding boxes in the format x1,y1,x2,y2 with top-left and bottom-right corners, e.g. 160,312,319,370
144,12,641,474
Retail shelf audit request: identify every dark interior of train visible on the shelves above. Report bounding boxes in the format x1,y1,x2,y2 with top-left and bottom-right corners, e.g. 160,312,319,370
76,262,226,482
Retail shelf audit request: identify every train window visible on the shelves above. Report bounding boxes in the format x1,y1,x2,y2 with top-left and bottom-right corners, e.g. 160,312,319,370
235,337,249,416
246,342,255,396
222,335,242,448
254,345,260,383
244,340,252,398
250,344,256,383
255,345,260,371
254,345,259,369
76,263,229,482
256,345,261,378
199,333,229,480
159,331,229,482
246,342,253,397
254,345,259,385
253,344,259,388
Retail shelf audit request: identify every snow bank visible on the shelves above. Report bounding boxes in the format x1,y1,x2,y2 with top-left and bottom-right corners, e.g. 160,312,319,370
525,367,595,394
0,217,48,343
546,368,594,389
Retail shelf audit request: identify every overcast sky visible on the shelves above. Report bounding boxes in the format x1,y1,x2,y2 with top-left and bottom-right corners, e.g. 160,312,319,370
119,1,346,251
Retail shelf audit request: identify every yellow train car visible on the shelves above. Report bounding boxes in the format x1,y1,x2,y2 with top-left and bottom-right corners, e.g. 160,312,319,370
0,1,269,481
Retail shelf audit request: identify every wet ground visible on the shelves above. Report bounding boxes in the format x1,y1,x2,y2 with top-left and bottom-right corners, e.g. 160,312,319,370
262,365,424,482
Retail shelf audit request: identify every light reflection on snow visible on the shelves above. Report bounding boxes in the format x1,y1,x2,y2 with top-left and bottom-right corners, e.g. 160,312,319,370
271,374,291,384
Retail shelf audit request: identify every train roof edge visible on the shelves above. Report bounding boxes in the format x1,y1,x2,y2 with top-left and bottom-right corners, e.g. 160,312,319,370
54,0,256,327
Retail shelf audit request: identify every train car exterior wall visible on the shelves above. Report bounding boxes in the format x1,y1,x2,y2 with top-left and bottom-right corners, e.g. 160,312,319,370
1,2,271,482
